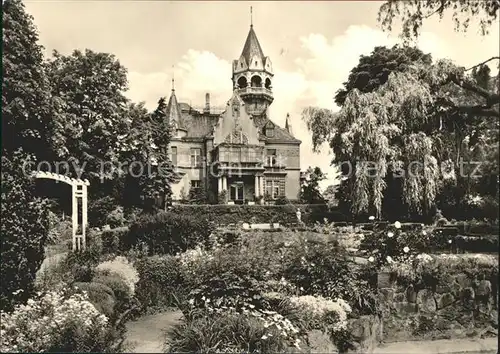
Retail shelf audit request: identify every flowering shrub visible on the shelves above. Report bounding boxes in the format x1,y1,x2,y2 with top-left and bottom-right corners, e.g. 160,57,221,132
289,295,352,332
0,290,120,353
359,221,437,268
96,256,139,295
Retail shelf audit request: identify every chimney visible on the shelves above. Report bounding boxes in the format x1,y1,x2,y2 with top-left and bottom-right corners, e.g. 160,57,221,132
204,93,210,113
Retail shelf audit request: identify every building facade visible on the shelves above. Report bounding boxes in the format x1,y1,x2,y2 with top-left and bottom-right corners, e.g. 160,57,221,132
167,24,301,204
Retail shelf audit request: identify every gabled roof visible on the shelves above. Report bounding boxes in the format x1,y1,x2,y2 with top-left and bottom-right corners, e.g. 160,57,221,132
240,25,266,66
252,113,301,144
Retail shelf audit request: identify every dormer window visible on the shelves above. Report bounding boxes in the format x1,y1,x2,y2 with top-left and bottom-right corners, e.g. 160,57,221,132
255,61,258,66
265,126,274,138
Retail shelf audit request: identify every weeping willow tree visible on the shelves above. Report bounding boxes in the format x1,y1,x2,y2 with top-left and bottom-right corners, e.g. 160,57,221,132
304,57,499,219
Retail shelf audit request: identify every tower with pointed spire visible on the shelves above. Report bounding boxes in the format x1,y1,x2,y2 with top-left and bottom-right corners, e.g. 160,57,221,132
163,10,302,204
232,8,274,116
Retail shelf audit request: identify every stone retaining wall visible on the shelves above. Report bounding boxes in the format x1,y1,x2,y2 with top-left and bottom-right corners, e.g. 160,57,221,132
377,271,498,342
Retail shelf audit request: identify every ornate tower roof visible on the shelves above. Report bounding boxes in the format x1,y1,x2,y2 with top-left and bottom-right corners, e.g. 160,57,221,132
166,78,182,129
231,9,274,116
240,25,265,66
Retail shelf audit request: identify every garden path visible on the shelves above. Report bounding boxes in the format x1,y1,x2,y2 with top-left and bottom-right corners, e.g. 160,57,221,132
125,309,183,353
374,337,498,354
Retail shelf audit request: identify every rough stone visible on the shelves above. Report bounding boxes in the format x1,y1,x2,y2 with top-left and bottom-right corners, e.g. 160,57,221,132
437,293,455,309
476,280,492,297
394,292,406,302
306,330,338,353
393,302,418,314
455,273,472,288
405,285,417,303
435,285,452,294
461,287,475,301
416,289,437,312
379,288,395,303
377,271,394,288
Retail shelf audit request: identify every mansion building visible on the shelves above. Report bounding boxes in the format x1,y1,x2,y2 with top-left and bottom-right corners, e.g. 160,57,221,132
167,24,301,204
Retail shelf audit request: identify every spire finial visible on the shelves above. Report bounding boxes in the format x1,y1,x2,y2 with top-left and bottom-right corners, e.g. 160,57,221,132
171,65,175,91
250,6,253,27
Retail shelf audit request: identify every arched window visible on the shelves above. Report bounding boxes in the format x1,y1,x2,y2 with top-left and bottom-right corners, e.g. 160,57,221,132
251,75,262,88
265,78,272,89
237,76,248,88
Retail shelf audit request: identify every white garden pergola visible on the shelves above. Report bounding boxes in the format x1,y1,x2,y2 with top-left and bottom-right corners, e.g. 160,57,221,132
34,171,90,251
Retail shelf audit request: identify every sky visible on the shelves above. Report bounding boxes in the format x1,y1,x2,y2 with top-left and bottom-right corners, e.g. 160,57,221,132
24,0,499,190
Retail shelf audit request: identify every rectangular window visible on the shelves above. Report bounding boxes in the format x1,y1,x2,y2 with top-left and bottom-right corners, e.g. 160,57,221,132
266,149,277,166
265,178,285,199
170,147,177,166
190,148,201,167
265,127,275,138
191,180,201,189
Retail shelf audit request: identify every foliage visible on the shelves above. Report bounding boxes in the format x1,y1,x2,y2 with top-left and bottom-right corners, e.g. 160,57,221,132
304,43,499,219
45,49,130,185
335,45,432,106
100,227,129,254
47,211,72,245
274,195,290,205
167,310,290,353
378,0,500,41
217,190,227,204
124,211,214,255
1,152,50,311
134,255,185,312
2,0,62,161
0,290,122,353
187,184,208,205
72,282,117,318
106,206,126,229
283,237,378,316
95,256,139,295
93,272,132,305
89,196,118,228
300,166,326,204
383,253,498,292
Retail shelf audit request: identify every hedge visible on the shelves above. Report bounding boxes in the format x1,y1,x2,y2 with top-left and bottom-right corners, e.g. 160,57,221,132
170,204,348,225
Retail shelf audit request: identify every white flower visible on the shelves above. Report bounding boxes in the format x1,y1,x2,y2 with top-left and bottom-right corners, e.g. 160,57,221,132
368,256,375,262
422,230,427,235
386,256,393,263
448,240,452,244
261,335,268,340
368,216,375,221
403,246,410,253
394,221,402,229
387,232,394,238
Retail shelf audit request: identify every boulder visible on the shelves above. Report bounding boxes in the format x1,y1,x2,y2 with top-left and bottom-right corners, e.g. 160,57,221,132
416,289,437,312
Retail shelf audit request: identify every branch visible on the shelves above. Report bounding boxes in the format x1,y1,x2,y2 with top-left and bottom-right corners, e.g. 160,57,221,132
465,56,500,71
448,74,500,107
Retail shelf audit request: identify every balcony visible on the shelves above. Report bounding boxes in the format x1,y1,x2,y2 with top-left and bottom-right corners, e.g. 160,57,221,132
236,86,273,98
214,145,265,165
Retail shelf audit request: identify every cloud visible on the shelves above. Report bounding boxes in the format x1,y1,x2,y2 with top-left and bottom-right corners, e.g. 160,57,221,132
125,24,452,187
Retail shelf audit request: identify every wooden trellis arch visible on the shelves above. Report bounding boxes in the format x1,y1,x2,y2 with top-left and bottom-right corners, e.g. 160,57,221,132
34,171,90,251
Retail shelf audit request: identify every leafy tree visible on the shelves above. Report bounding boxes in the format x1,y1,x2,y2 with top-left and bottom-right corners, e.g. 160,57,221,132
304,49,499,219
378,0,500,41
335,45,432,106
118,99,175,211
45,49,130,188
1,151,49,311
300,167,326,204
2,0,63,161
